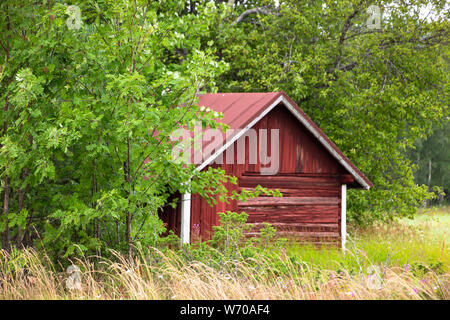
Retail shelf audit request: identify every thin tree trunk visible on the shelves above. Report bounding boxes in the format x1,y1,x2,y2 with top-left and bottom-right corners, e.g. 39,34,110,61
1,4,11,252
124,138,132,258
427,159,432,188
2,175,10,251
17,185,24,247
2,96,10,251
16,168,29,247
427,159,432,207
91,161,101,258
126,211,132,257
116,219,120,246
22,212,33,247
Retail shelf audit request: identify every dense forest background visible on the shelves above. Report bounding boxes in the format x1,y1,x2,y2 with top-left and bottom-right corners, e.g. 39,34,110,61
409,121,449,205
0,0,448,259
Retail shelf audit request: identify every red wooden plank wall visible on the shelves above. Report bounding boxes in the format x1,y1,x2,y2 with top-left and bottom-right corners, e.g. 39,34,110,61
158,192,182,237
164,104,346,244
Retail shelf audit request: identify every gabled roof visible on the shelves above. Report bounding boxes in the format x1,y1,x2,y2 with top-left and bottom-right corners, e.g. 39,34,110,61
196,91,373,189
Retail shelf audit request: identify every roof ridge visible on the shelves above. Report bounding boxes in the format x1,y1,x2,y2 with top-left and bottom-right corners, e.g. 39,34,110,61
195,91,372,189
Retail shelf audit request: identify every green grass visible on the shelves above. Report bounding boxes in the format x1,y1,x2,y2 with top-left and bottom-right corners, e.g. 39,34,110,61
285,206,449,274
401,206,450,241
1,207,448,300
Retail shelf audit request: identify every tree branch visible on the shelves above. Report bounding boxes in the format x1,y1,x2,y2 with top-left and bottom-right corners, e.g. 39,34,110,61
232,6,281,25
339,8,360,45
333,3,364,72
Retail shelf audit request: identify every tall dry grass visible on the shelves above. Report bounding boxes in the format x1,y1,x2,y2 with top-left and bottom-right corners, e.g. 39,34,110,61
1,208,448,300
0,246,448,300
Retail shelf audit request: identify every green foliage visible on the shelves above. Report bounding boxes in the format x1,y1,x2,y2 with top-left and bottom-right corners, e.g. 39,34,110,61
179,209,285,267
207,211,285,264
210,211,253,259
0,0,448,258
409,120,450,204
204,0,449,221
1,207,448,300
0,0,234,257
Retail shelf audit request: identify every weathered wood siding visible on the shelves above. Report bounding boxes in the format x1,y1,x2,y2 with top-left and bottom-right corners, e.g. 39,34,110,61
160,106,348,243
185,105,347,244
158,192,182,237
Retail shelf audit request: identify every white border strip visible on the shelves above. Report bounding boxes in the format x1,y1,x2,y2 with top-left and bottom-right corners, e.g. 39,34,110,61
341,184,347,251
180,191,191,244
196,95,370,189
196,96,284,172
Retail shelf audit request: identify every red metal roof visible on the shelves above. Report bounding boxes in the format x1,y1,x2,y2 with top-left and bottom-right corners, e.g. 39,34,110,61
196,91,373,189
198,92,281,130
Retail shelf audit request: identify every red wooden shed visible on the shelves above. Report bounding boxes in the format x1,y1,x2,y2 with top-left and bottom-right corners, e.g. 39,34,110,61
159,91,372,249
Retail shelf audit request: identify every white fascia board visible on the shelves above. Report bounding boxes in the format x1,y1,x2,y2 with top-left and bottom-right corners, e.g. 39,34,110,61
196,95,284,172
341,184,347,251
281,97,370,190
195,95,370,190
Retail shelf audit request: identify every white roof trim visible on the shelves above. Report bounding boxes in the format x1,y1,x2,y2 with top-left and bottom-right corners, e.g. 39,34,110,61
196,95,283,172
196,95,370,190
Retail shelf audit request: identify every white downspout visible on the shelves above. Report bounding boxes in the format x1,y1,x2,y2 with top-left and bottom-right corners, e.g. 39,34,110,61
341,184,347,251
180,190,191,244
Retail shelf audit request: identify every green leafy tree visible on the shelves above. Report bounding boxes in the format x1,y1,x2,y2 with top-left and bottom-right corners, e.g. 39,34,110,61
409,120,450,205
203,0,449,222
1,0,448,259
0,0,233,257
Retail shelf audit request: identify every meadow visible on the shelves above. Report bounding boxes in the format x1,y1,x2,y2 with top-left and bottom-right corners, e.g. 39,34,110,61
1,0,448,303
0,207,448,300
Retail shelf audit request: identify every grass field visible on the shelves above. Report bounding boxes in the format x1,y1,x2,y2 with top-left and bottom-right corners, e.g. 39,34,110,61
286,206,449,273
0,207,448,300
